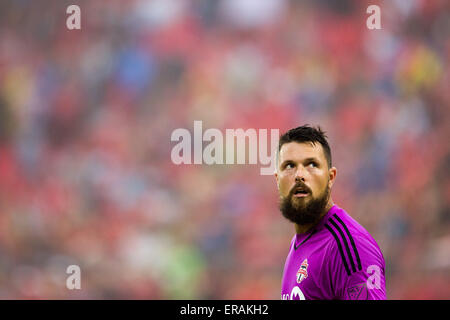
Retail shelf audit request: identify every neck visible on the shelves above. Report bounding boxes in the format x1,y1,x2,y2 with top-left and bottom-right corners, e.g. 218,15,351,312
294,199,335,234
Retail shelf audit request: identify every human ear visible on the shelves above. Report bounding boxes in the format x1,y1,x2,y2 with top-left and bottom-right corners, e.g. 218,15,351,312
328,167,337,188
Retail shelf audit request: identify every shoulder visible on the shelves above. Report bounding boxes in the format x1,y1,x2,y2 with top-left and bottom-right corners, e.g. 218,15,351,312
322,208,385,276
319,207,386,299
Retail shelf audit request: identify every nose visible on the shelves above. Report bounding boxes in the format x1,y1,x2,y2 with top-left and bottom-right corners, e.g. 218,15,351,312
295,166,306,183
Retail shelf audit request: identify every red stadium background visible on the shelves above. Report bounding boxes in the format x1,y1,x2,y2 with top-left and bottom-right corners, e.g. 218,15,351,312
0,0,448,299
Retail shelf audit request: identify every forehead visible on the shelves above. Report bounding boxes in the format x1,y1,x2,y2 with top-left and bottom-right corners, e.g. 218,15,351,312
279,141,326,162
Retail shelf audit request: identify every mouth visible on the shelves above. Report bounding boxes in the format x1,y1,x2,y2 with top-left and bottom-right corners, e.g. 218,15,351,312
292,186,310,198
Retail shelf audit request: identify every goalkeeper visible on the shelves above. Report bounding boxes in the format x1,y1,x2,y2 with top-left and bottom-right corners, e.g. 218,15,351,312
276,125,386,300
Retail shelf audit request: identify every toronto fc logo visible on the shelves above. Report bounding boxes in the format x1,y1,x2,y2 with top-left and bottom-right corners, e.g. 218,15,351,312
296,259,309,284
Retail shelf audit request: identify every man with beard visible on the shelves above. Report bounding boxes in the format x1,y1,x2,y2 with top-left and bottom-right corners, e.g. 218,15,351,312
275,125,386,300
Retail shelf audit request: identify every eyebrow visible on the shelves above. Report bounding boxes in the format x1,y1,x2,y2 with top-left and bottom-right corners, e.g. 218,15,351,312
303,157,319,163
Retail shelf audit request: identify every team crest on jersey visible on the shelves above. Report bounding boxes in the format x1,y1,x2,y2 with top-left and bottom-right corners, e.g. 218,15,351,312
296,259,309,284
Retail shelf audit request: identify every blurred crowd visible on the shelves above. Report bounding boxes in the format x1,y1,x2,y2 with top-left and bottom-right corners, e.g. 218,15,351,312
0,0,449,299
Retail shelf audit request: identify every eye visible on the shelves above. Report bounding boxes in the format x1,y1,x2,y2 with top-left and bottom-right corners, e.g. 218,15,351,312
284,162,295,170
308,161,318,168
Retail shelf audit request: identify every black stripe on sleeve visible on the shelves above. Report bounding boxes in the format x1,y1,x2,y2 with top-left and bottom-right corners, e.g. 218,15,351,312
329,218,357,273
333,214,362,271
325,223,351,276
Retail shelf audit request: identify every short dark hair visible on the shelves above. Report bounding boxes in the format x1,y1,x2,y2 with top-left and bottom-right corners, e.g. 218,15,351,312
278,125,332,168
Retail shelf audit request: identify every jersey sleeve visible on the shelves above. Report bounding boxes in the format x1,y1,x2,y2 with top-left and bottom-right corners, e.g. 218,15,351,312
326,233,386,300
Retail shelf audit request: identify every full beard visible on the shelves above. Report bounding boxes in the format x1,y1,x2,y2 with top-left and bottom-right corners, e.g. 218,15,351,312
279,184,330,226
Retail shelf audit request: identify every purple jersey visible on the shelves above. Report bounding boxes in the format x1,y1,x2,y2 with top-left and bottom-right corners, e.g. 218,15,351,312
281,204,386,300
